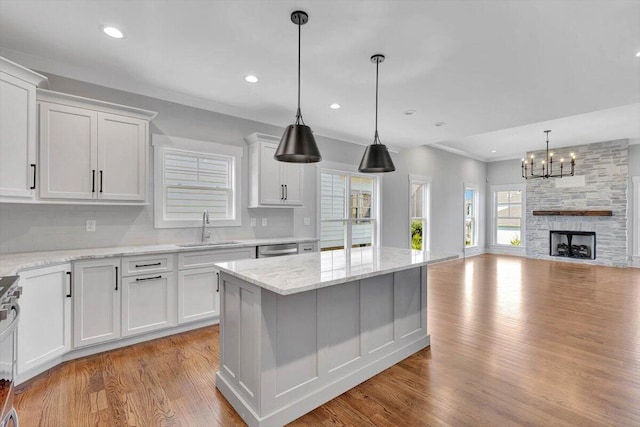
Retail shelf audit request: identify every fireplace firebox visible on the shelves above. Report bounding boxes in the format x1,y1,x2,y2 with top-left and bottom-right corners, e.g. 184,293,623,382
549,231,596,260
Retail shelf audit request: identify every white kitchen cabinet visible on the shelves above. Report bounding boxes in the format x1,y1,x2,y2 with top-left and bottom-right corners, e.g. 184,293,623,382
177,247,255,324
37,89,156,203
17,263,71,376
245,133,303,207
73,258,121,347
121,272,177,337
0,57,48,202
177,267,220,324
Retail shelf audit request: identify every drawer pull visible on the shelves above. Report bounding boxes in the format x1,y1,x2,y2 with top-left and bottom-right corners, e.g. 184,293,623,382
303,247,313,251
136,275,162,282
135,262,162,268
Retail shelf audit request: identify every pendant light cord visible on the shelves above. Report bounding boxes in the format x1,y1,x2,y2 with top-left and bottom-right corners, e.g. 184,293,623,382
295,18,304,126
374,58,380,144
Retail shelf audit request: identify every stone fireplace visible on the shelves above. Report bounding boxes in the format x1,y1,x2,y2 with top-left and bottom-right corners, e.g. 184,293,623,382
525,140,628,267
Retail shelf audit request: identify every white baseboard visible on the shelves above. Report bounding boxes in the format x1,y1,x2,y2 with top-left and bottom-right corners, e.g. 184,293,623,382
630,256,640,268
487,246,526,257
463,247,486,258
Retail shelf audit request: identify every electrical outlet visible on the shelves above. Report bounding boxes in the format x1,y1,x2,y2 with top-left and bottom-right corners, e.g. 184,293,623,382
303,217,311,226
86,220,96,232
262,218,268,227
251,218,257,227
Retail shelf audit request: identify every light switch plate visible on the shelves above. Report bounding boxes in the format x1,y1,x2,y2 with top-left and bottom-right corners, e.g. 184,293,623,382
262,218,268,227
251,218,257,227
86,220,96,232
303,217,311,226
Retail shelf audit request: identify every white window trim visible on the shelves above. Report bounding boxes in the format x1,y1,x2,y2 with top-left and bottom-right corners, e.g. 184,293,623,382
317,163,382,249
489,184,526,255
464,183,480,251
152,134,242,228
633,176,640,259
409,174,431,253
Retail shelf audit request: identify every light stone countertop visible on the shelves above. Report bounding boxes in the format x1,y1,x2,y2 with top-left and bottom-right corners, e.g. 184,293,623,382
215,246,458,295
0,237,319,277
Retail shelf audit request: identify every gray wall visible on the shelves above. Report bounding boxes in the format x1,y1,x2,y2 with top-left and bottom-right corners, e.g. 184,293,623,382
1,73,485,256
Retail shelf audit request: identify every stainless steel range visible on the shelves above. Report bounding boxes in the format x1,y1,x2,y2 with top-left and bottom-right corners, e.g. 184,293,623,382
0,276,21,427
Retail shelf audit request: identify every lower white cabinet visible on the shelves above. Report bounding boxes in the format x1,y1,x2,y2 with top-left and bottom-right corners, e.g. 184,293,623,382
73,258,121,348
177,267,220,324
17,264,71,375
121,272,177,336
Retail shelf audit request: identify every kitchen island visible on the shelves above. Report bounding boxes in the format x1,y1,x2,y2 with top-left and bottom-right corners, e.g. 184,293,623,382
215,246,457,426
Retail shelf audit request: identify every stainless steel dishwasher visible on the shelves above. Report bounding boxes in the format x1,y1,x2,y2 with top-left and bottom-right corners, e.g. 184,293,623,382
256,243,299,258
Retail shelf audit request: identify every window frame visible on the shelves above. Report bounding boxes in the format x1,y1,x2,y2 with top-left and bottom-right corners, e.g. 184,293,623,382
409,174,431,253
464,184,479,249
490,184,526,249
153,134,242,229
318,167,381,251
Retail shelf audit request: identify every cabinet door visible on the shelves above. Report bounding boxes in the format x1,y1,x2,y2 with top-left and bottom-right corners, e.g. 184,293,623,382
178,267,219,324
259,143,285,205
0,72,36,199
73,259,121,347
98,113,146,201
121,272,176,337
39,102,97,199
17,264,71,375
282,162,303,206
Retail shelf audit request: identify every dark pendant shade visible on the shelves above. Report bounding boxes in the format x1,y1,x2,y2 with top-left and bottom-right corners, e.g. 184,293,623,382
358,143,395,173
275,124,322,163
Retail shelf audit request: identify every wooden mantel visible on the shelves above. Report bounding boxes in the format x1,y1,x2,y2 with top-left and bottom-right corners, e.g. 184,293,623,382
533,210,613,216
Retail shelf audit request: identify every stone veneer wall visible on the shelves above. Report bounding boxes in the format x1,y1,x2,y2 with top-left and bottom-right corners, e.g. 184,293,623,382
526,140,628,267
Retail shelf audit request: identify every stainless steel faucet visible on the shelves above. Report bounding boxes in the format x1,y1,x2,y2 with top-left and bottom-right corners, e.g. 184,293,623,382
201,210,211,242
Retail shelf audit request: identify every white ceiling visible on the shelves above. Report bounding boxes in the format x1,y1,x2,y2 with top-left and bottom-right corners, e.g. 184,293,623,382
1,0,638,161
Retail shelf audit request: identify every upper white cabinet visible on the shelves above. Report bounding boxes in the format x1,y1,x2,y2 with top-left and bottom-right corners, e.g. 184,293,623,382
0,57,48,202
37,89,156,202
245,133,303,207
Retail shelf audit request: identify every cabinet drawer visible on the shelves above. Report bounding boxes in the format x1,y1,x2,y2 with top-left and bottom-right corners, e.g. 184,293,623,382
122,254,175,277
178,247,255,269
298,242,317,253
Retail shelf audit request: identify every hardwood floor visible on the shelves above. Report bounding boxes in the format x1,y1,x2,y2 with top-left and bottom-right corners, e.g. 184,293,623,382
15,254,640,426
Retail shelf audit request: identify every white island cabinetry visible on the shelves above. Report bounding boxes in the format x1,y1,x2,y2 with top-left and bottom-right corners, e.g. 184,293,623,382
215,247,457,427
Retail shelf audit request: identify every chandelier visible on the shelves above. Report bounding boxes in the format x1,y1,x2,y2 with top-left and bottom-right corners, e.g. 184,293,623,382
521,130,575,179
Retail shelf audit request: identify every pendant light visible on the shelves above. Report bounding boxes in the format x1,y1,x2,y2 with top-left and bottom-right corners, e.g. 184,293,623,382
358,54,395,173
275,10,322,163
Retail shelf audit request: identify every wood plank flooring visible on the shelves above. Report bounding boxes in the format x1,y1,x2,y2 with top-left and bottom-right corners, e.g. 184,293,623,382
15,254,640,426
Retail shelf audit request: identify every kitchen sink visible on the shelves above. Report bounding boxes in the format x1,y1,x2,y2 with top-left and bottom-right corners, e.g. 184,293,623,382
177,241,241,247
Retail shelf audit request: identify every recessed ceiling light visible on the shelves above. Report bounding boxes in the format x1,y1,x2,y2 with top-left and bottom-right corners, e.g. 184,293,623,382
491,150,497,153
434,121,446,127
329,103,341,110
636,51,640,57
404,110,416,115
245,75,259,83
100,25,124,39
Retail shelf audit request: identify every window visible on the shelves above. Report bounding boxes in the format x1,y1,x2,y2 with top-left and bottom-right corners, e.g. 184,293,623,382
409,175,430,252
464,187,478,247
320,170,379,251
493,186,524,247
153,135,242,228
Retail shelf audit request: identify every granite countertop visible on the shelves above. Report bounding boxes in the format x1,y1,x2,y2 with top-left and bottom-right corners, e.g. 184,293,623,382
0,237,319,277
215,246,458,295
